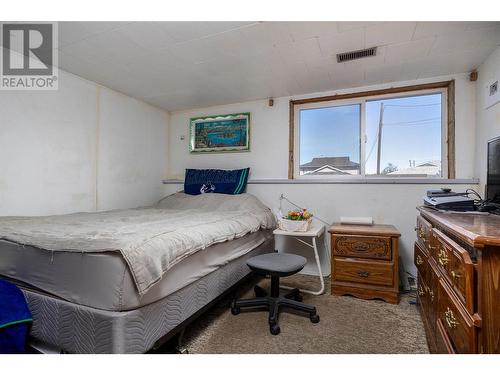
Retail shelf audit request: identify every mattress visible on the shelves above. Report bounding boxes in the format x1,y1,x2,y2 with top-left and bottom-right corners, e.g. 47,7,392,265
0,230,273,311
20,238,274,353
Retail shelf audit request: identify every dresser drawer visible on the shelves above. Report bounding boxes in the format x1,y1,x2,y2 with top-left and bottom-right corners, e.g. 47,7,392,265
432,228,474,313
435,318,456,354
333,258,393,287
437,279,476,354
333,234,392,260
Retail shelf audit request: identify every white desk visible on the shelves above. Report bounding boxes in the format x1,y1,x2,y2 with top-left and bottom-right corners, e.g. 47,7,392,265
273,226,325,295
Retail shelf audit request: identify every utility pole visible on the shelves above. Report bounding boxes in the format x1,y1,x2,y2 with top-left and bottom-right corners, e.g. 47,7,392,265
376,103,384,175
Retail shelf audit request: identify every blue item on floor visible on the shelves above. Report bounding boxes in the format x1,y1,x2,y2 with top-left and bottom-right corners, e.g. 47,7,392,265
0,279,32,353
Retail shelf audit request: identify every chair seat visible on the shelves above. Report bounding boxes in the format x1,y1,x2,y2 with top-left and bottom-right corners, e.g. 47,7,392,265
246,253,306,276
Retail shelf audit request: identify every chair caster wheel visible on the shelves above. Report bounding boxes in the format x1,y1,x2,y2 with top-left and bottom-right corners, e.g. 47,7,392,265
310,314,320,324
231,303,240,315
270,324,281,335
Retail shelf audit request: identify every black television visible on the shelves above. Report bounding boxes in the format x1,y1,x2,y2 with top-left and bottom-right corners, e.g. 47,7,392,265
486,136,500,203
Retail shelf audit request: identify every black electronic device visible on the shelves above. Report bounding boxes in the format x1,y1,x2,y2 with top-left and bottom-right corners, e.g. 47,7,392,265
423,195,476,211
426,188,457,197
486,136,500,203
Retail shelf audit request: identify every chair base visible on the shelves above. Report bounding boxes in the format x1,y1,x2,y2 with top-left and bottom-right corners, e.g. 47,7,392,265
231,279,320,335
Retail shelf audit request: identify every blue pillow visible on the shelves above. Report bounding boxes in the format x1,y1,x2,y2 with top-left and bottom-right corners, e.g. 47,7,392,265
184,168,250,195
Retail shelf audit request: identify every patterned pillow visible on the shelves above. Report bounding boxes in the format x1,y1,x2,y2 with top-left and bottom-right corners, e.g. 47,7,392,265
184,168,250,195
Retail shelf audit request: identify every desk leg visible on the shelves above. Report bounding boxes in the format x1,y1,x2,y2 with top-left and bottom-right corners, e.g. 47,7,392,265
311,237,325,295
281,236,325,296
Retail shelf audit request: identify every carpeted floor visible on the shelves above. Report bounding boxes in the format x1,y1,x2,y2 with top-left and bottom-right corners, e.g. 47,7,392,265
173,274,429,354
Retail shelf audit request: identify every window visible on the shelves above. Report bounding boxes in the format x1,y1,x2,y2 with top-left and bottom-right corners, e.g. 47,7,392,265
290,81,454,179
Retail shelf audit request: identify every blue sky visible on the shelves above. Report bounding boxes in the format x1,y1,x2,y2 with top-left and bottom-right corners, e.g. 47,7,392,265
299,93,442,174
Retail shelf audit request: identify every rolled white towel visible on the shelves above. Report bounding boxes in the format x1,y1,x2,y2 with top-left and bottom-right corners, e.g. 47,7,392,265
340,216,374,225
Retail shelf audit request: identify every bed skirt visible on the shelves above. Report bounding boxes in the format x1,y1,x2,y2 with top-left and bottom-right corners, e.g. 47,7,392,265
20,238,273,353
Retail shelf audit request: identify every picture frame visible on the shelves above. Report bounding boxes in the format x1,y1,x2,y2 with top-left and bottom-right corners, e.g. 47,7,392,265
485,78,500,109
189,112,250,153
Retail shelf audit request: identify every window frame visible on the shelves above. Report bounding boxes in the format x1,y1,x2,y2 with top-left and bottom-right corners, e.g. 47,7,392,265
289,80,455,180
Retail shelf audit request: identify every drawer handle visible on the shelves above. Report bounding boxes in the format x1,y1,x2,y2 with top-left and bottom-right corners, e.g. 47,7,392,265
451,270,462,280
416,254,424,266
438,249,449,266
427,286,434,302
418,285,425,296
445,308,459,329
353,243,369,252
357,270,370,278
418,229,427,243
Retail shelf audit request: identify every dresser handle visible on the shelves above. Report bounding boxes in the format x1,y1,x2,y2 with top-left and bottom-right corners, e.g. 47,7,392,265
416,254,424,266
357,270,370,278
438,249,449,266
445,308,459,329
451,270,461,280
418,229,427,243
427,287,434,302
418,285,425,296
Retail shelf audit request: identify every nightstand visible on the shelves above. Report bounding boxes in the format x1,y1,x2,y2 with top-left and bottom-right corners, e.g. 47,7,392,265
273,226,325,295
329,223,401,304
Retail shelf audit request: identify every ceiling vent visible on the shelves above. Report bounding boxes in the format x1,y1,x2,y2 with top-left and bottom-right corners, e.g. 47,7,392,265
336,47,377,63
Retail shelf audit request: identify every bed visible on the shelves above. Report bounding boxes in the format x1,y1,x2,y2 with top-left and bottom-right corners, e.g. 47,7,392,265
0,192,276,353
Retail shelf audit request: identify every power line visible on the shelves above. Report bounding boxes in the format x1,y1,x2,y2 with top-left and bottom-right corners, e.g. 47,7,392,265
365,133,379,162
383,117,441,126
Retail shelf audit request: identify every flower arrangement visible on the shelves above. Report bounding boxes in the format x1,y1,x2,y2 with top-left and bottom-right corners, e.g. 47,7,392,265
285,209,312,221
279,208,313,232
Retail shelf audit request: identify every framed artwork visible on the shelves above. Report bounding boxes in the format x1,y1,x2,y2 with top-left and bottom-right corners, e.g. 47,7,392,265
189,112,250,153
485,79,500,109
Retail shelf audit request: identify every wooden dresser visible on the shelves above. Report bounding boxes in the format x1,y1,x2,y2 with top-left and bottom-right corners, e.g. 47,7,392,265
329,224,401,304
415,207,500,353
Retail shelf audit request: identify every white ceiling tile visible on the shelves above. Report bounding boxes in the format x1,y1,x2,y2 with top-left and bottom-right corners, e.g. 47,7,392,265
295,68,334,93
466,22,500,30
329,65,365,90
412,22,470,40
429,25,500,55
112,22,177,51
336,22,384,33
275,37,323,64
385,37,435,63
59,29,148,63
285,22,338,41
365,22,417,47
318,28,365,58
364,63,404,85
239,22,294,47
58,22,130,47
155,22,256,44
53,21,500,111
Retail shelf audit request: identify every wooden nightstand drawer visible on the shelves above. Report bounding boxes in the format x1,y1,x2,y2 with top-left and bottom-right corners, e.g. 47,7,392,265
332,235,392,260
333,258,394,287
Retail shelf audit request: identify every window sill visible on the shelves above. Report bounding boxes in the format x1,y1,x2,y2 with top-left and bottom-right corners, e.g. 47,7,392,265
162,177,479,185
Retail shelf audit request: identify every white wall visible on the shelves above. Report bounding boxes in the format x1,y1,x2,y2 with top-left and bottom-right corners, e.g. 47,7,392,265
0,69,168,216
166,73,479,279
475,47,500,192
168,73,477,180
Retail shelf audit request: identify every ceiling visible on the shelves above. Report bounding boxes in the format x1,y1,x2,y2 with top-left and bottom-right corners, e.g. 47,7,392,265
52,22,500,111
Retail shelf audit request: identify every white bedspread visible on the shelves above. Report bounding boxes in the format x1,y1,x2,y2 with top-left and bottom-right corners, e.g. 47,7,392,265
0,193,276,295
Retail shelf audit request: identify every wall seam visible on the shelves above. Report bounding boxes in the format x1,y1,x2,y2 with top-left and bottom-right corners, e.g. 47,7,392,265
95,86,101,211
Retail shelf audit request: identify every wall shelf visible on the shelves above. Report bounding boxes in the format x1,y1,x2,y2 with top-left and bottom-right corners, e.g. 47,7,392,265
162,178,479,185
